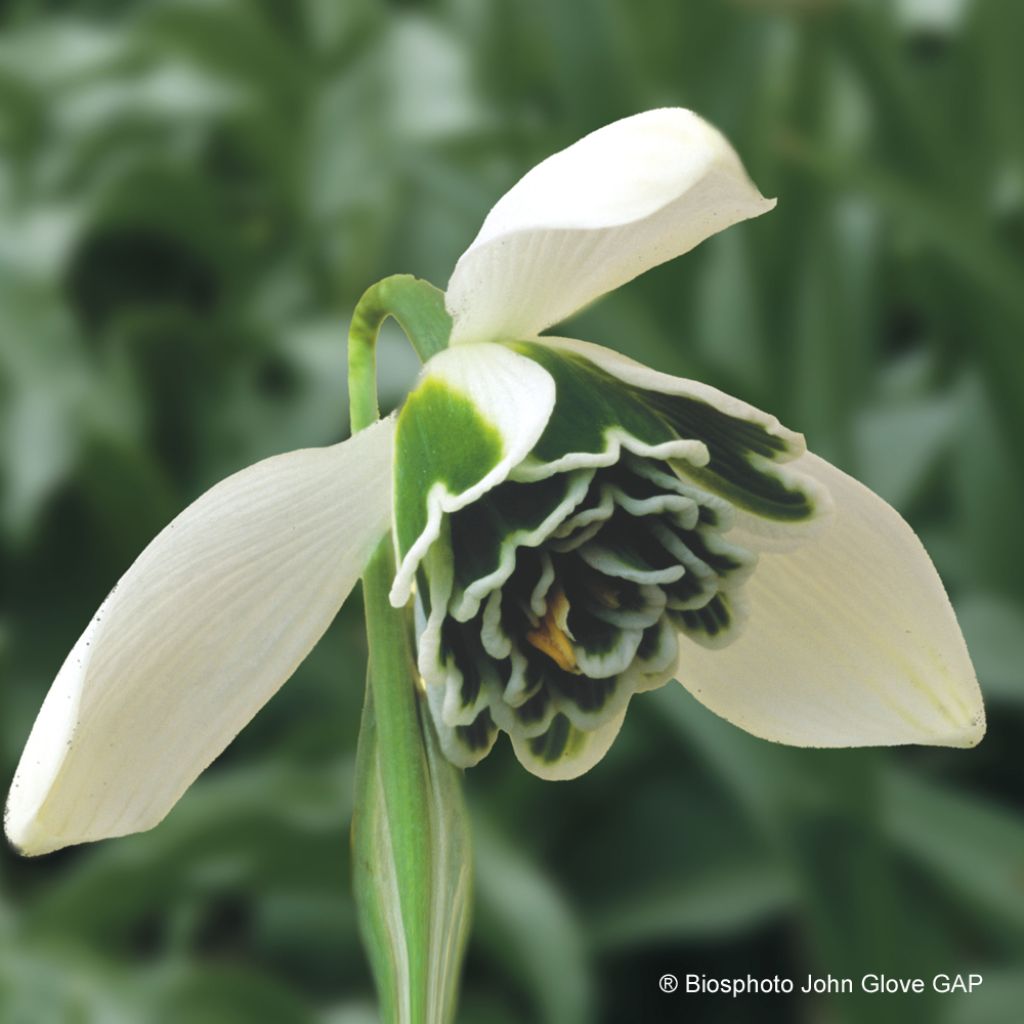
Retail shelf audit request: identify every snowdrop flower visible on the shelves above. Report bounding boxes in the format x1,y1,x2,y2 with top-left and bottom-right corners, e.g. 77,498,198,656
5,109,984,856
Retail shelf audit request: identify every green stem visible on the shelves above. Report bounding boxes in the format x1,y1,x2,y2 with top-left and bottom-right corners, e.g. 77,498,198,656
349,275,468,1024
349,274,452,431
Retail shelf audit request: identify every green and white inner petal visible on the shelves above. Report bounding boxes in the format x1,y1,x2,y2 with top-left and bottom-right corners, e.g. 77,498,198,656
536,336,834,545
398,341,824,780
390,341,557,607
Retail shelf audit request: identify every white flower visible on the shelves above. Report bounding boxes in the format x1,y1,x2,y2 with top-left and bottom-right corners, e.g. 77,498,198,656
5,109,984,856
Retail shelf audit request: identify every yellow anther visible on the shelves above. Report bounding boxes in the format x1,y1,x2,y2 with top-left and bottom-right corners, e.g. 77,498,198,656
526,585,578,672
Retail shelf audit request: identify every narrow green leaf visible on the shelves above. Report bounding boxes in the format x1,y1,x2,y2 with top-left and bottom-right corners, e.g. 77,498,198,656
885,770,1024,930
473,822,593,1024
590,856,795,950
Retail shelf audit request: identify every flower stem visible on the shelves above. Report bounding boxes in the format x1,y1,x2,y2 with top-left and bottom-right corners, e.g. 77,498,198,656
349,274,451,432
348,277,468,1024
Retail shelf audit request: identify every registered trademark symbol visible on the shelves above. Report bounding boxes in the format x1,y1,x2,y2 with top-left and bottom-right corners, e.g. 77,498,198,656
659,974,679,993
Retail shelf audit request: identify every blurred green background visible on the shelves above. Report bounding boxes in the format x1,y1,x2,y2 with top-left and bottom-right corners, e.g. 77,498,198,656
1,0,1022,1021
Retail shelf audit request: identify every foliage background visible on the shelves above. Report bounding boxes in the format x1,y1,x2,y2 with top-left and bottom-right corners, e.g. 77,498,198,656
1,0,1022,1021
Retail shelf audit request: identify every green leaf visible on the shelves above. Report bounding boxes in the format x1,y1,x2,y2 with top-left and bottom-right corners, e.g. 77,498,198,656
590,856,795,949
941,970,1024,1024
853,393,959,510
955,592,1024,703
886,770,1024,931
473,821,593,1024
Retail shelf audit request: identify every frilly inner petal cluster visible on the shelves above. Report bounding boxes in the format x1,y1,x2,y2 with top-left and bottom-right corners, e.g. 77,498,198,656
391,340,828,779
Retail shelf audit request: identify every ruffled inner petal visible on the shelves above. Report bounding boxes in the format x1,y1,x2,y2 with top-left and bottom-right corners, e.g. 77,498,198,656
419,452,792,776
414,343,825,779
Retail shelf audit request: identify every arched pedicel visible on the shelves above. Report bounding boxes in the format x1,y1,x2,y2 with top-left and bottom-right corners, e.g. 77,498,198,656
5,418,395,855
403,339,827,779
445,109,775,346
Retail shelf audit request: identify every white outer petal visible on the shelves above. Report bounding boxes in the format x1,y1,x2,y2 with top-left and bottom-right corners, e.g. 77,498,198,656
5,418,395,855
446,108,775,344
676,452,985,748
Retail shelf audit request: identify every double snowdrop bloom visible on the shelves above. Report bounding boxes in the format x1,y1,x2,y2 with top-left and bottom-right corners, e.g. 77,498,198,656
6,110,984,856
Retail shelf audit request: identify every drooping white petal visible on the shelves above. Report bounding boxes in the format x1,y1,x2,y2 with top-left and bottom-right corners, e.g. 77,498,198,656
390,342,556,606
446,108,775,345
676,452,985,749
5,418,395,855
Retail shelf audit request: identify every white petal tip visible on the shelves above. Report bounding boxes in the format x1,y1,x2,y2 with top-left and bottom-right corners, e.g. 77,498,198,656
3,804,71,857
929,709,986,749
676,453,987,754
6,829,61,859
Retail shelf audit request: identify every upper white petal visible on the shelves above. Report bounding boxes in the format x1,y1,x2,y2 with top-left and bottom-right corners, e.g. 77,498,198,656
676,452,985,748
5,417,395,855
446,108,775,345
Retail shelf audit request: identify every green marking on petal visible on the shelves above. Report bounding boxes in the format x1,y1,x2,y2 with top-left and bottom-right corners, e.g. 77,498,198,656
528,713,576,763
510,342,820,523
673,457,818,522
548,672,622,721
447,470,593,620
510,684,556,736
625,455,734,529
509,343,703,476
646,390,794,459
645,387,818,521
674,525,755,583
394,376,503,562
510,707,628,781
438,617,497,726
390,342,557,608
578,516,687,584
662,569,716,611
453,709,498,760
669,592,745,649
426,677,498,768
568,610,643,678
635,617,680,679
